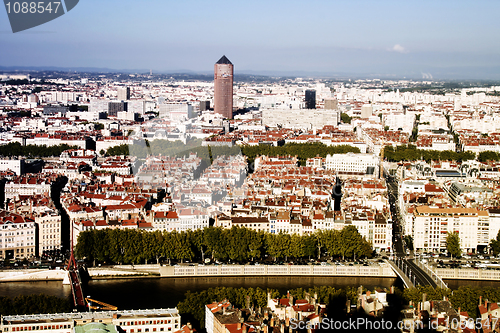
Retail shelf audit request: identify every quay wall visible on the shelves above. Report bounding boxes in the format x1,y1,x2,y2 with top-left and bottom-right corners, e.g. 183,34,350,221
437,267,500,280
0,269,67,282
160,263,397,277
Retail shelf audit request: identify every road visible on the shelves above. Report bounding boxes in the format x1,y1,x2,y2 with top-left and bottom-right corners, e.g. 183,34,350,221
385,174,438,287
405,259,438,287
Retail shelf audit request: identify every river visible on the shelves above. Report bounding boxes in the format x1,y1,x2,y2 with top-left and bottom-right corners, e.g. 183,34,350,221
0,276,399,309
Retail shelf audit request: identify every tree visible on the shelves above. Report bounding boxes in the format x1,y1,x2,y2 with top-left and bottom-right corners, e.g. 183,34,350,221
248,231,264,261
446,232,461,258
289,234,305,259
490,230,500,256
404,235,414,251
341,113,352,124
339,225,369,259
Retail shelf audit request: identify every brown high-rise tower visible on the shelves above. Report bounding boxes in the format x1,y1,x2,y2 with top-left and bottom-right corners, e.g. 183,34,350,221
214,55,233,119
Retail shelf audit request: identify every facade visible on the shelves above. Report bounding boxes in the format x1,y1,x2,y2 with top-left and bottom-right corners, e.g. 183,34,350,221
0,210,37,259
324,98,338,110
200,100,210,111
117,87,130,101
214,55,234,119
322,153,379,176
177,208,210,231
60,149,97,165
108,101,128,117
0,159,24,175
361,104,373,118
4,177,52,200
159,103,195,120
412,206,490,253
262,108,341,129
36,211,62,253
42,105,69,116
0,309,180,333
305,89,316,109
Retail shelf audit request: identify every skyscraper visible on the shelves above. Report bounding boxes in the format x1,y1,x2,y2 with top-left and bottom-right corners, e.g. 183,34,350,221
214,55,234,119
305,89,316,109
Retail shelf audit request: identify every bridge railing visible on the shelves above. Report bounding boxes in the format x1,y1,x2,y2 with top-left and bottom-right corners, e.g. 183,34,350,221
415,259,448,289
391,258,415,288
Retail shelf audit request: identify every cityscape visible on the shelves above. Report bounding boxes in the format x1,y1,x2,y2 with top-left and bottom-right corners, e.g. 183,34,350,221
2,1,500,333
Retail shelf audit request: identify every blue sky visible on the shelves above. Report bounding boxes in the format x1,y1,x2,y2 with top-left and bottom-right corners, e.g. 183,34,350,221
1,0,499,78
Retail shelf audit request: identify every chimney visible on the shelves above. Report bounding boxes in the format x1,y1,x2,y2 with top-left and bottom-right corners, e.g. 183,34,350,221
242,324,247,333
422,293,427,304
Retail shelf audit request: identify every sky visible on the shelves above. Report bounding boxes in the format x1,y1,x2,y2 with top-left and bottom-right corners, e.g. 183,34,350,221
1,0,500,79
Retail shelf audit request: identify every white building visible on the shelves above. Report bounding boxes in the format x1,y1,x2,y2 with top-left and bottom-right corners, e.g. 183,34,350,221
0,210,37,259
323,153,379,176
0,159,24,175
262,108,340,129
36,210,62,254
177,208,209,231
159,103,195,121
4,178,52,200
412,206,490,253
0,309,181,333
383,113,416,133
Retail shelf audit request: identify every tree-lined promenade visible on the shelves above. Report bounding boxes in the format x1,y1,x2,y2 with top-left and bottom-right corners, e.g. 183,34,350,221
0,142,79,158
383,145,476,162
106,142,360,166
75,226,373,265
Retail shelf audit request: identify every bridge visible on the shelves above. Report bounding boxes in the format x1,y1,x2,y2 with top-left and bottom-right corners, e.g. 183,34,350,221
385,173,447,289
67,252,85,308
65,226,85,310
387,255,448,289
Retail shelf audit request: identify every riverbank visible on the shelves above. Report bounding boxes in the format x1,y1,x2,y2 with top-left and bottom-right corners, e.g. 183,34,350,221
0,265,160,283
8,263,500,283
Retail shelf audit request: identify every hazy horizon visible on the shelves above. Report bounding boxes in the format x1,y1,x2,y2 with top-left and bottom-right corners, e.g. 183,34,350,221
1,0,500,80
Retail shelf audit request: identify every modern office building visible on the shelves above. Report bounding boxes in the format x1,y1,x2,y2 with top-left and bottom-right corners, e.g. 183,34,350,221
305,89,316,109
361,104,373,118
214,55,233,119
117,87,130,101
200,101,210,111
324,98,339,110
108,102,127,117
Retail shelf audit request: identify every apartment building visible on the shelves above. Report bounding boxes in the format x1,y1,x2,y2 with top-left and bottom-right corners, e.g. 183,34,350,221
0,210,36,259
412,206,490,253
